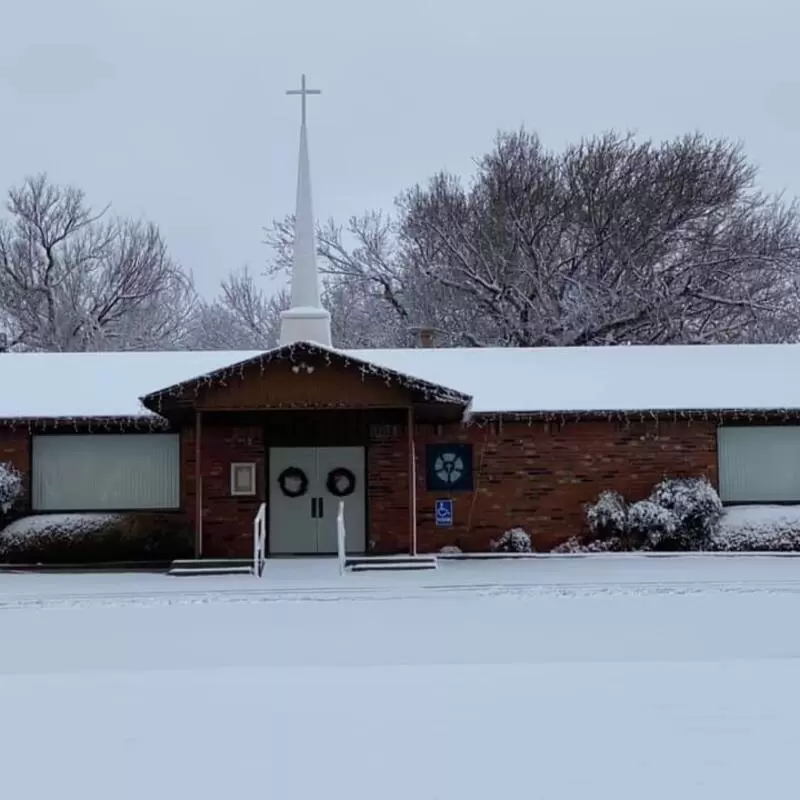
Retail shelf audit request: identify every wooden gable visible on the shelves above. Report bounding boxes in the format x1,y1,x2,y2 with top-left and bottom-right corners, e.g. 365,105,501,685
193,352,416,411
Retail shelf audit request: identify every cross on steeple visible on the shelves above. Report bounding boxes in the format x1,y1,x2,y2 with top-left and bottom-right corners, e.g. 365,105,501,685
286,74,321,128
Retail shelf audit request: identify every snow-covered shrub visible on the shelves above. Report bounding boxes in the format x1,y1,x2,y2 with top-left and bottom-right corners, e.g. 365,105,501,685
551,536,583,554
552,535,624,553
649,477,723,550
579,480,722,552
586,490,628,542
626,500,678,550
0,512,193,563
709,506,800,552
0,461,24,526
490,527,533,553
439,545,463,555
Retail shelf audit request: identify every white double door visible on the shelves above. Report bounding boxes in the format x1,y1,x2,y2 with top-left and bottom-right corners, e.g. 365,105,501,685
268,446,366,554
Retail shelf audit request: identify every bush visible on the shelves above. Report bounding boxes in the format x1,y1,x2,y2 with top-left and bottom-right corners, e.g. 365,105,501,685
627,500,678,550
709,506,800,552
490,527,533,553
552,535,624,553
586,490,628,541
648,477,722,550
576,477,722,553
0,461,24,526
439,545,463,554
0,512,193,563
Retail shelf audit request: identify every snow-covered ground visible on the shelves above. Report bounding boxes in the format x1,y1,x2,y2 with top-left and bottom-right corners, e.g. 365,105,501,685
3,557,800,799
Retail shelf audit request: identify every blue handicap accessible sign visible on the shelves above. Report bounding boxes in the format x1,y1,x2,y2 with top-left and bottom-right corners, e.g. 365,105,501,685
435,498,453,527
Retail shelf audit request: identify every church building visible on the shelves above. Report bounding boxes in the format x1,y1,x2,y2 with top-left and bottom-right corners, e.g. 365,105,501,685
2,76,800,558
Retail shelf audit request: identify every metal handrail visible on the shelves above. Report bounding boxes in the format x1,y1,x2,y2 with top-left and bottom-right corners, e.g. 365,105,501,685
253,502,266,577
337,499,346,574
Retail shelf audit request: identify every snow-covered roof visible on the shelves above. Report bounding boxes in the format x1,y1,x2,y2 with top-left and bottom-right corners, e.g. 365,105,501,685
2,342,800,420
355,343,800,415
0,350,262,420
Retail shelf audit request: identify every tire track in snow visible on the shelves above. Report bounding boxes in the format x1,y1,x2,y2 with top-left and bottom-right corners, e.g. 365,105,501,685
4,578,800,610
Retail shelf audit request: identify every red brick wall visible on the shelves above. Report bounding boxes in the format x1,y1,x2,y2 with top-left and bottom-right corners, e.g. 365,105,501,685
0,427,31,513
180,415,718,557
183,421,265,558
1,416,719,556
367,436,411,554
371,418,718,553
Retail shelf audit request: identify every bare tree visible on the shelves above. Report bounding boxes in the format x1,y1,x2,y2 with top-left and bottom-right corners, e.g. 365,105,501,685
0,175,196,351
264,130,800,347
188,266,286,350
193,264,408,350
264,213,477,347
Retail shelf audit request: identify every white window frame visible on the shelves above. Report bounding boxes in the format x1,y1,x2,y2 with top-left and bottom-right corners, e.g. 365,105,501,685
230,462,257,496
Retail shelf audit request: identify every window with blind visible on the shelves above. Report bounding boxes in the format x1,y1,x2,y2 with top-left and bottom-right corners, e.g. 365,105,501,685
718,426,800,503
32,434,180,511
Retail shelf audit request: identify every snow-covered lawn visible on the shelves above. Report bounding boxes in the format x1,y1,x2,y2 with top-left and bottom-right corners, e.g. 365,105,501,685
3,557,800,799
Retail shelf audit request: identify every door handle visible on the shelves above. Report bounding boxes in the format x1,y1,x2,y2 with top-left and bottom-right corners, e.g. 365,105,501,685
318,496,324,518
311,497,317,518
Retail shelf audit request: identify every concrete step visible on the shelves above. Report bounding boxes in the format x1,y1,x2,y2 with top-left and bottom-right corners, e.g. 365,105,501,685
170,558,253,569
345,555,437,567
167,558,254,576
349,558,438,572
168,565,254,576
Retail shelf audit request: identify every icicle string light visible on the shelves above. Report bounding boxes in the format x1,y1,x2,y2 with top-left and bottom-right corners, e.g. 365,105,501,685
0,415,171,434
139,341,472,414
468,408,800,428
2,406,798,435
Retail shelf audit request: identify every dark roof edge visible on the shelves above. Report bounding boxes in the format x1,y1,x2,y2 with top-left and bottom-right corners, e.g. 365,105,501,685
0,415,170,431
138,340,472,410
3,406,800,431
469,407,800,422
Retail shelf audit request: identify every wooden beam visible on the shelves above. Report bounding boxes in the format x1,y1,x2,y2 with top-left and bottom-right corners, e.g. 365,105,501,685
195,402,412,412
194,410,203,559
407,407,418,556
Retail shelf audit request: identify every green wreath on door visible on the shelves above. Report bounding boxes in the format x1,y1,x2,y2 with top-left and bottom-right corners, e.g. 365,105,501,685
326,467,357,497
277,466,309,498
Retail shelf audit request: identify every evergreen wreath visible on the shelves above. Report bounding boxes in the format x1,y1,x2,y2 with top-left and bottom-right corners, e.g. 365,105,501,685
326,467,357,498
277,466,309,498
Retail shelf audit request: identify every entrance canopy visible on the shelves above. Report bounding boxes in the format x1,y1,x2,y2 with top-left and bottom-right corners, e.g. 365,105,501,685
139,340,472,421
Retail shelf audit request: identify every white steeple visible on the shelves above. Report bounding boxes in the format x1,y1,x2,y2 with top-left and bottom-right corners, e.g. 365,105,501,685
279,74,332,347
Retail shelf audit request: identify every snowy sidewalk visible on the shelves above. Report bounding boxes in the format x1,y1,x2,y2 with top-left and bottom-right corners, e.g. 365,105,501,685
5,555,800,800
4,554,800,608
5,554,800,800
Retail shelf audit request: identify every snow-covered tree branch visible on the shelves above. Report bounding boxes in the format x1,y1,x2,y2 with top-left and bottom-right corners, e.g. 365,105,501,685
192,263,413,350
260,130,800,348
0,175,197,351
187,267,286,350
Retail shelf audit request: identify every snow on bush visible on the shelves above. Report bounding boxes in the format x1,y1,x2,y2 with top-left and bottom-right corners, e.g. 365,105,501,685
0,461,24,518
551,536,583,554
709,506,800,552
0,512,193,563
0,513,121,549
648,477,723,550
490,527,533,553
627,500,678,550
552,535,623,553
572,477,722,553
561,502,800,553
586,490,628,541
439,545,462,554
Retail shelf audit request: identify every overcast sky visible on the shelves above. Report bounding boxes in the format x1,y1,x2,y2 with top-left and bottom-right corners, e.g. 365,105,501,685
1,0,796,296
